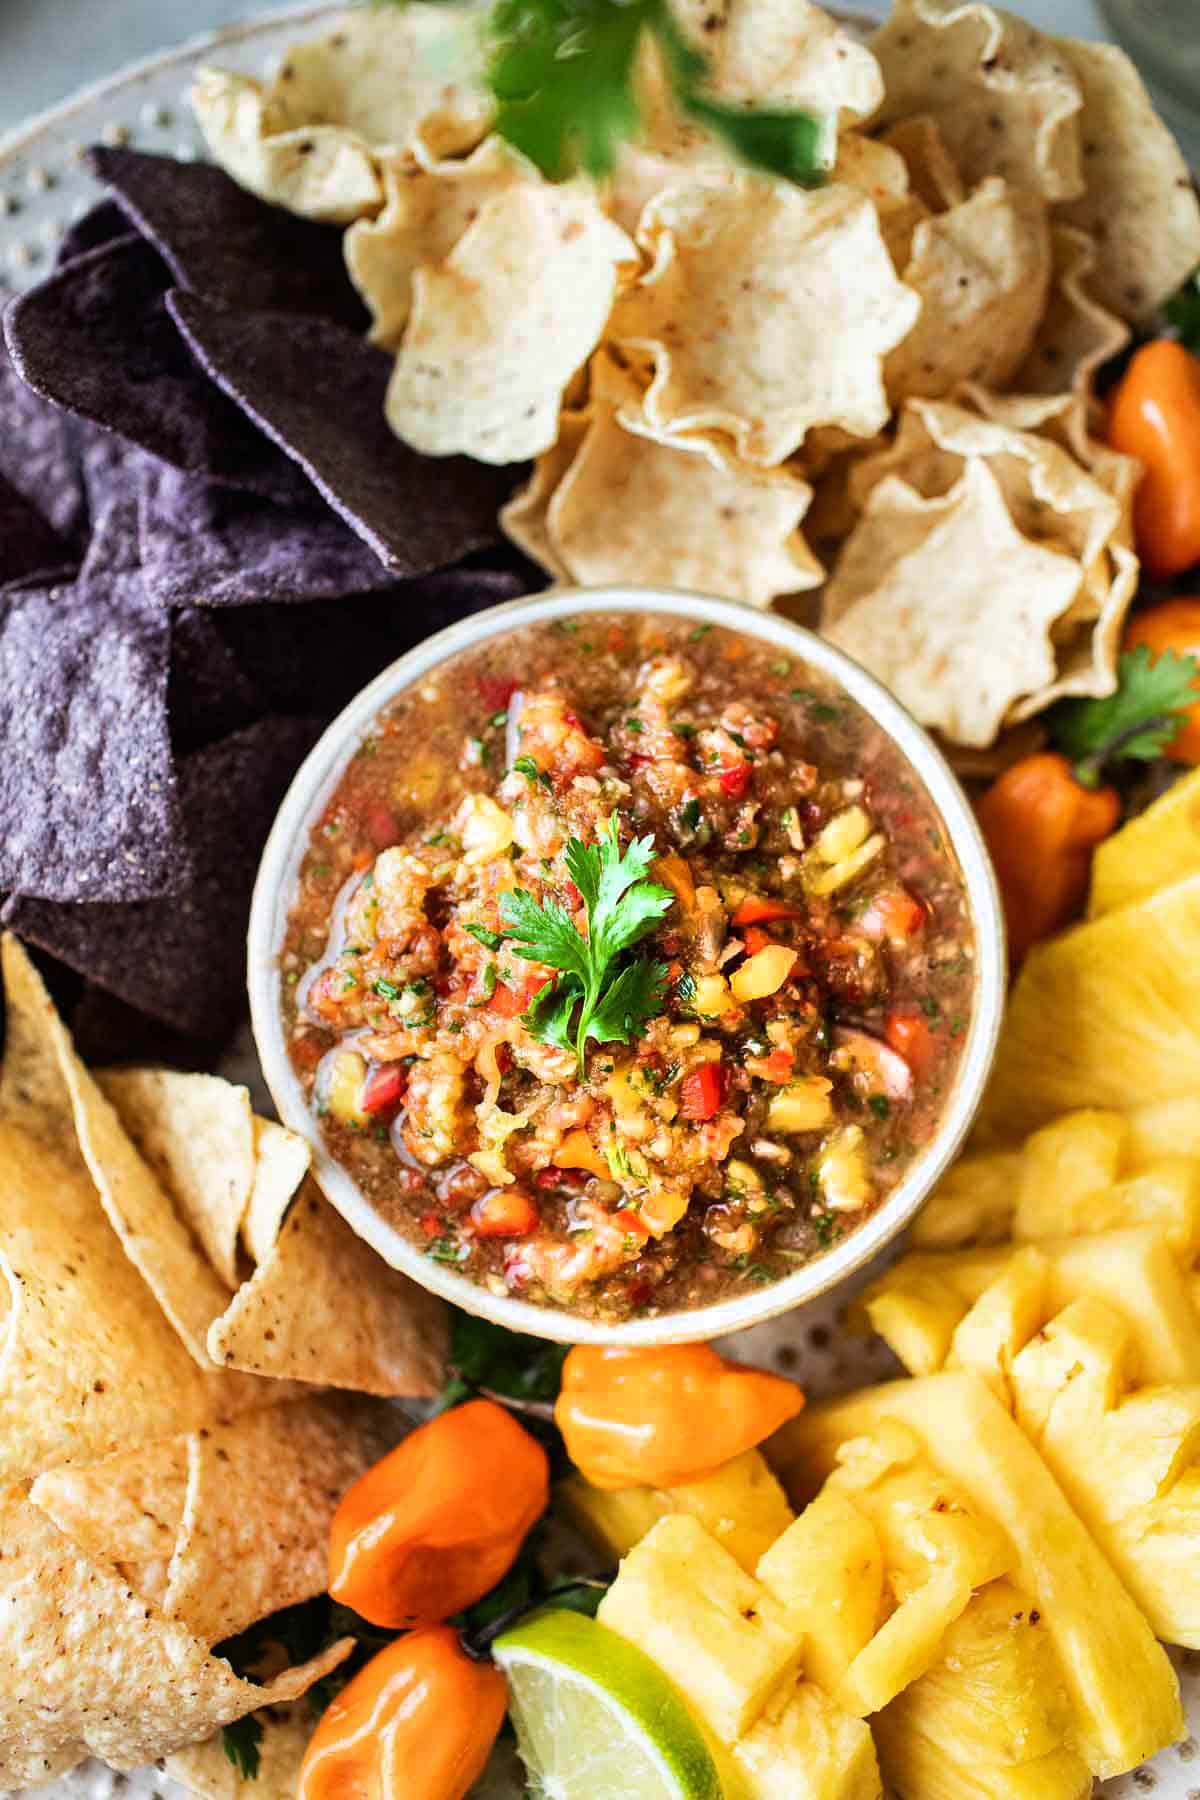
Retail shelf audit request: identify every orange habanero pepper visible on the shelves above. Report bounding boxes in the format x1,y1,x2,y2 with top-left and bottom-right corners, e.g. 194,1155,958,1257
329,1398,549,1628
298,1625,507,1800
555,1344,804,1491
1107,340,1200,578
976,752,1120,965
1124,598,1200,764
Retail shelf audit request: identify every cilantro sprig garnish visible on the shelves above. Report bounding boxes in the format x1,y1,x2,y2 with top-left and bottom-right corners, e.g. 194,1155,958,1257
1050,645,1200,787
1166,266,1200,354
499,815,673,1071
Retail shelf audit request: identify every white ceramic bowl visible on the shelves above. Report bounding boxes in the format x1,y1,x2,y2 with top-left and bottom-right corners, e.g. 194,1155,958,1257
249,587,1006,1345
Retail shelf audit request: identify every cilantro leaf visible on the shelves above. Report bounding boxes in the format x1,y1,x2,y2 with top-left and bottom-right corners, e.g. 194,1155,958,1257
221,1716,263,1781
1166,267,1200,355
499,817,674,1070
1050,645,1200,784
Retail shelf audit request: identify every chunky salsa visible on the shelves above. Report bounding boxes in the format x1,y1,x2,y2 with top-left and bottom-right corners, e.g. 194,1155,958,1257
281,613,974,1321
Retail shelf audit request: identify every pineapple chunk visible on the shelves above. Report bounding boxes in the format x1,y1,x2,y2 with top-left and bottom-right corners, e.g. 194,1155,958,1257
597,1514,805,1740
1013,1110,1128,1237
1088,768,1200,918
770,1371,1184,1778
977,872,1200,1142
1010,1297,1200,1648
558,1453,794,1576
910,1149,1022,1249
852,1267,968,1376
767,1078,834,1135
1125,1094,1200,1166
946,1248,1048,1389
731,1679,882,1800
1015,1156,1200,1264
873,1580,1092,1800
756,1490,883,1692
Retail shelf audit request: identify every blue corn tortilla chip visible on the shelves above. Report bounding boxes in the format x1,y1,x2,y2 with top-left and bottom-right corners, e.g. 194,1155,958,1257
0,472,72,587
0,310,91,550
137,459,396,607
88,146,370,332
4,237,309,505
167,290,513,572
4,715,325,1042
56,198,131,268
167,610,266,753
0,566,185,902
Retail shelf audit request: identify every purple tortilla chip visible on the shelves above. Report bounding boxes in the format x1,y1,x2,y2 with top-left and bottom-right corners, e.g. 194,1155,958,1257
4,237,309,505
0,472,72,586
167,290,513,573
0,312,90,550
5,714,325,1041
56,198,131,268
0,566,185,902
88,146,369,333
137,459,396,607
167,609,266,753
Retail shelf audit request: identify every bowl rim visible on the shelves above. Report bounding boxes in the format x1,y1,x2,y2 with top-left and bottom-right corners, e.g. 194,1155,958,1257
248,585,1006,1346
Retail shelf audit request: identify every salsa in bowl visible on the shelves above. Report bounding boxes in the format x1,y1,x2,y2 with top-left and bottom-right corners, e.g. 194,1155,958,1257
249,589,1004,1343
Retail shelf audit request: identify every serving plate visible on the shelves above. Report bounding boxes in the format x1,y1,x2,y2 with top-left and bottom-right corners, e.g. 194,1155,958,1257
2,8,1198,1797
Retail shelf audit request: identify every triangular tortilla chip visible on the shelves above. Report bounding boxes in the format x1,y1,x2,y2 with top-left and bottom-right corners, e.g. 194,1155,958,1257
242,1117,312,1266
209,1178,447,1397
32,1396,396,1647
0,1484,352,1785
97,1067,256,1287
167,1703,316,1800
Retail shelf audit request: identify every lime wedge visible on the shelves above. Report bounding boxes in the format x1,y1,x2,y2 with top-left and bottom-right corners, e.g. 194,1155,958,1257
492,1608,722,1800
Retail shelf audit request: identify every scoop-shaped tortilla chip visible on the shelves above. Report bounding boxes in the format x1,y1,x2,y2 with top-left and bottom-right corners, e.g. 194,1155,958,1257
822,458,1083,747
871,0,1085,202
346,138,542,351
386,183,636,464
0,1485,351,1785
209,1178,448,1398
610,174,919,465
191,6,492,223
1011,222,1130,407
668,0,882,124
31,1396,395,1647
880,116,966,214
500,406,591,583
1052,38,1200,321
885,178,1051,401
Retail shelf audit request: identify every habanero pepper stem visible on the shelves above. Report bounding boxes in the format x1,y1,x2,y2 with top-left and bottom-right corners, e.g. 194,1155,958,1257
555,1343,804,1491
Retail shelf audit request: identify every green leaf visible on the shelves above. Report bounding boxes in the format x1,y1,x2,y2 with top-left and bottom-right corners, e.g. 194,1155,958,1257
586,958,668,1048
500,888,591,983
465,922,503,951
685,95,830,186
444,1311,568,1405
524,974,584,1052
1050,645,1200,782
488,0,652,180
1166,267,1200,355
221,1716,263,1780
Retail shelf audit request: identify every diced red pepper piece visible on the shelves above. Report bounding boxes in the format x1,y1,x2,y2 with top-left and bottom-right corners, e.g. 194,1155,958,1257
366,804,400,850
742,926,775,956
719,764,751,799
360,1063,406,1117
418,1211,443,1238
613,1209,651,1241
679,1063,725,1121
860,887,926,940
471,1188,539,1237
885,1010,936,1078
732,896,804,928
476,675,519,712
488,981,525,1019
764,1046,795,1083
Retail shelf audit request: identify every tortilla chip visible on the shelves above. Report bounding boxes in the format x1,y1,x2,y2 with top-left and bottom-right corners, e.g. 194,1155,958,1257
870,0,1085,202
167,1703,316,1800
822,458,1083,747
0,1485,351,1785
499,405,591,583
96,1069,256,1287
0,472,71,588
56,197,131,268
346,138,542,352
1011,222,1130,407
505,350,820,605
209,1178,448,1398
168,290,511,571
386,183,636,464
0,938,269,1481
0,324,92,551
885,178,1051,401
191,7,491,223
32,1396,395,1647
243,1117,312,1265
831,131,926,269
880,115,966,213
87,146,370,331
669,0,882,125
1052,38,1200,321
609,174,919,465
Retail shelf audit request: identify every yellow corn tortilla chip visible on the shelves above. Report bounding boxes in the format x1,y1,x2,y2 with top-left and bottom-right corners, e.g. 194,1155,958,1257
32,1396,395,1647
610,174,919,465
822,458,1084,748
885,178,1051,401
1052,38,1200,321
386,183,636,463
500,404,591,583
668,0,882,126
0,939,269,1481
510,350,821,605
871,0,1085,203
0,1484,352,1785
1011,222,1130,408
209,1178,448,1397
97,1068,255,1288
167,1703,316,1800
242,1116,312,1266
346,137,542,351
880,115,966,213
191,7,492,223
832,131,928,271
